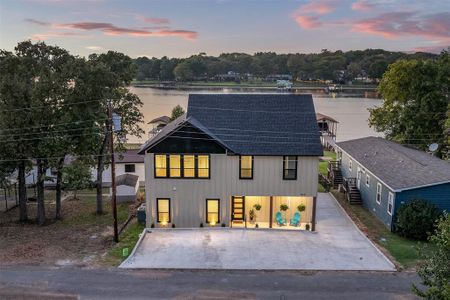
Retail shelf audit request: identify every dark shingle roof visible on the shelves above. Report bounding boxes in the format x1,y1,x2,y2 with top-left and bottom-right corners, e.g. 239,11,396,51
139,94,323,156
148,115,170,124
115,149,144,164
336,137,450,191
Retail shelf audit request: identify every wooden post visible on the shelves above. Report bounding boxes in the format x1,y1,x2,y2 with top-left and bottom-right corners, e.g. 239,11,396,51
311,196,317,231
108,101,119,243
269,196,273,228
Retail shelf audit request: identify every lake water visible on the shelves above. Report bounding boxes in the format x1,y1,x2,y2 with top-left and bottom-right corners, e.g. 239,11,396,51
129,87,383,144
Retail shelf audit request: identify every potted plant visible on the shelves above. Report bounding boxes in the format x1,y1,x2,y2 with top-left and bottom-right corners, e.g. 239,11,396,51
249,209,255,223
253,204,262,226
297,204,306,212
280,204,289,222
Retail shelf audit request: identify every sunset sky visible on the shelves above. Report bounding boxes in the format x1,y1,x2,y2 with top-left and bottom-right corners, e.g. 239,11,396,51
0,0,449,58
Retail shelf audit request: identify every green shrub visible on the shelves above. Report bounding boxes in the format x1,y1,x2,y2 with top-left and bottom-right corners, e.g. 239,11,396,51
395,199,442,240
297,204,306,212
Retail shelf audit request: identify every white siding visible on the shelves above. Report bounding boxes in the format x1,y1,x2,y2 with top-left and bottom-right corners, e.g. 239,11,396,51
90,163,145,187
145,154,318,227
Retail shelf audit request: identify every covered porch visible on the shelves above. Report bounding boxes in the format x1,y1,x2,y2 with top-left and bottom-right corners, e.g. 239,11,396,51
230,196,315,231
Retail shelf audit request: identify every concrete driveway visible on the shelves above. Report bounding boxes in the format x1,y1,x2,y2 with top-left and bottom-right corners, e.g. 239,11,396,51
120,193,395,271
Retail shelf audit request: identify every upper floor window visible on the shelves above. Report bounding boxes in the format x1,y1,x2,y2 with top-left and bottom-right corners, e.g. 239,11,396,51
376,183,382,204
349,160,352,171
154,154,210,179
125,164,135,173
283,156,298,180
239,155,253,179
365,174,370,187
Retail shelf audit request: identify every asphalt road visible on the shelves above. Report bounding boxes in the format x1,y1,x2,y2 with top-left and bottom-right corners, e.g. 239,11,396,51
0,266,421,299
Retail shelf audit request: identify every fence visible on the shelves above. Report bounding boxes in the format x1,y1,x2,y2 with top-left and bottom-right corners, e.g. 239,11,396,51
0,184,18,212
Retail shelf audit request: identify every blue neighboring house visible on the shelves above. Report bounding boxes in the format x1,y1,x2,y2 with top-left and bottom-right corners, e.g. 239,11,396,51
335,137,450,231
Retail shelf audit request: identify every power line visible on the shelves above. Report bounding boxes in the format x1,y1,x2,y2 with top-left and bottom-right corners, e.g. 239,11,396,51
0,131,112,143
0,118,110,133
0,99,106,113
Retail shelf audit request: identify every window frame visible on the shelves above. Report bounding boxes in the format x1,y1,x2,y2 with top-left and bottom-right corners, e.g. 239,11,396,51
206,198,220,224
283,156,298,180
365,174,370,187
156,198,171,223
387,192,394,216
349,160,352,171
124,164,136,173
376,183,382,204
153,154,210,179
239,155,254,180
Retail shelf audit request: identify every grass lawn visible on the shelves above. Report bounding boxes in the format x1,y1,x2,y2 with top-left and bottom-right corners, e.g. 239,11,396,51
318,150,337,192
331,190,435,269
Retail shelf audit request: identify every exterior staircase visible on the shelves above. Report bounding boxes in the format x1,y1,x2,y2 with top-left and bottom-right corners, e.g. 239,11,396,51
344,178,363,205
327,161,343,188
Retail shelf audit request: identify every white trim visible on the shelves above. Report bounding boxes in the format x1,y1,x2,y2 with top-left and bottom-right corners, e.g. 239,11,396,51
376,183,382,204
387,192,394,216
335,145,450,193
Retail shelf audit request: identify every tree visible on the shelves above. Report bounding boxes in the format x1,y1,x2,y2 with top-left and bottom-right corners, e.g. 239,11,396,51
368,59,388,79
87,51,144,215
173,61,194,81
170,105,185,121
413,214,450,299
369,56,449,156
62,159,92,200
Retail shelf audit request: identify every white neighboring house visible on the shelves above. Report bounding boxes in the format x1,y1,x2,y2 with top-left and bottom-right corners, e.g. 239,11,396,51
111,173,140,202
148,115,170,138
138,94,322,229
91,149,145,187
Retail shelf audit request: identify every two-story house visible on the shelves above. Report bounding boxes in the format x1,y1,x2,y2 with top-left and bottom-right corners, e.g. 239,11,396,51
138,94,323,230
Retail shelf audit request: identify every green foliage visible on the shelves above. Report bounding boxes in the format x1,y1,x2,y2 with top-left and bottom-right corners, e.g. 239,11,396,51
395,199,442,241
170,105,185,121
297,204,306,212
280,204,289,211
253,204,262,211
62,160,92,199
413,214,450,299
134,49,437,82
369,51,450,157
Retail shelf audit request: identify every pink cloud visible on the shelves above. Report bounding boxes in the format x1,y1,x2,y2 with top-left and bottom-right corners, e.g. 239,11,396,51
297,0,337,15
294,15,322,29
140,17,170,25
352,12,450,40
351,0,376,11
30,31,81,40
25,19,198,40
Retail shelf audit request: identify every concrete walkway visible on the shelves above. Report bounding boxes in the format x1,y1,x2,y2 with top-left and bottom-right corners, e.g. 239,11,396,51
120,193,395,270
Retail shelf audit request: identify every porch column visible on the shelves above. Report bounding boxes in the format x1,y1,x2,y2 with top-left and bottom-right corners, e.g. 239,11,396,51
311,196,317,231
269,196,273,228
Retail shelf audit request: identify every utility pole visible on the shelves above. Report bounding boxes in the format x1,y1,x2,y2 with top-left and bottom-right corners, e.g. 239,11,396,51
108,101,119,243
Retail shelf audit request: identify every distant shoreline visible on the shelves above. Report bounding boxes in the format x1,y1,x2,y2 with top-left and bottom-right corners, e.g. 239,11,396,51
131,81,378,92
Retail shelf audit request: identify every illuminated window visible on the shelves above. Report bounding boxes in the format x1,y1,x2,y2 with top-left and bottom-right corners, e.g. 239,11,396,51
155,155,167,178
206,199,220,224
183,155,195,178
198,155,210,178
157,198,170,223
169,155,181,178
283,156,297,180
240,156,253,179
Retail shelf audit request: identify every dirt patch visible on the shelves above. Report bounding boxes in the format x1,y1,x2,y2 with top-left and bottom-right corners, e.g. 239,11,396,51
0,191,135,267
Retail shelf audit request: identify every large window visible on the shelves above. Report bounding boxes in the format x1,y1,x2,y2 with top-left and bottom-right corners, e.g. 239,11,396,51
206,199,220,224
239,156,253,179
283,156,298,180
183,155,195,178
155,155,167,178
387,192,394,215
376,183,382,204
198,155,210,178
157,198,170,223
125,164,135,173
154,154,210,179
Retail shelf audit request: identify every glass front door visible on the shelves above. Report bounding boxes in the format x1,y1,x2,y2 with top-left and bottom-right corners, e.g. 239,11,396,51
231,196,245,221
